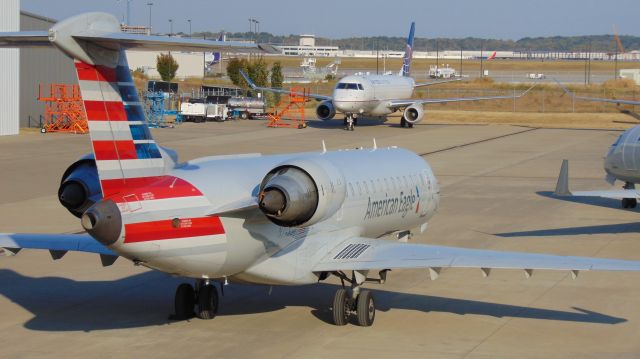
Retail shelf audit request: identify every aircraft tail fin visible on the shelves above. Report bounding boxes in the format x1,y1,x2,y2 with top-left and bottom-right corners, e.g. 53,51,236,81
487,51,497,60
400,22,415,77
0,12,268,198
555,159,571,196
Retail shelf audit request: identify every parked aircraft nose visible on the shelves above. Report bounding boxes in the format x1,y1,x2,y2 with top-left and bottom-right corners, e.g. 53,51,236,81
81,199,122,246
259,188,286,215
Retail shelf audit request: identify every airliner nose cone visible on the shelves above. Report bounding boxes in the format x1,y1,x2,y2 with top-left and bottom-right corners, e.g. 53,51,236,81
59,182,85,208
259,188,286,216
81,199,122,246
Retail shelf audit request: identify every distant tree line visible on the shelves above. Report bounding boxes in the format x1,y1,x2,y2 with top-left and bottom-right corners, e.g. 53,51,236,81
189,31,640,52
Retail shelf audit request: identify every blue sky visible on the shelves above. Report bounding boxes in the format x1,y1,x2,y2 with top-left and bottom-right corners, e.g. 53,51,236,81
21,0,640,39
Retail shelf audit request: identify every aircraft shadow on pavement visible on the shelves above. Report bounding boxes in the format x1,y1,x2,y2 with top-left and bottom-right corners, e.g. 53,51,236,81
495,222,640,237
304,117,388,130
0,269,625,331
537,191,633,212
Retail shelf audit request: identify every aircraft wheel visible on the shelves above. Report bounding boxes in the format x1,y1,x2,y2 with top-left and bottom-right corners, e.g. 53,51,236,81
174,283,195,320
400,118,406,128
408,122,414,128
197,284,219,320
344,118,348,126
356,290,375,327
353,118,358,126
332,288,350,326
631,199,638,208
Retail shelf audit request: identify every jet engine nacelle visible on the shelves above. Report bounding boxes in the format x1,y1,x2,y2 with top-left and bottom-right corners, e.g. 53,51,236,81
316,100,336,121
258,157,346,227
403,103,424,124
58,154,102,218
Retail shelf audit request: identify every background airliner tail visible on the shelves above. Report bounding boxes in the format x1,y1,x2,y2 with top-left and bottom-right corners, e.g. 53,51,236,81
400,22,416,77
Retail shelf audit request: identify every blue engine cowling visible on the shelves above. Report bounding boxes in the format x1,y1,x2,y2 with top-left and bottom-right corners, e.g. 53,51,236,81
58,154,102,218
316,100,336,121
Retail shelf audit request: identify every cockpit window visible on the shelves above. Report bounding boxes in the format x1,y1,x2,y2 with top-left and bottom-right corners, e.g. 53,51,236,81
357,84,364,90
336,82,362,90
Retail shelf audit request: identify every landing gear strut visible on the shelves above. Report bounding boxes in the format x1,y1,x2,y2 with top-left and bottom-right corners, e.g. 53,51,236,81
400,116,413,128
331,271,376,326
622,182,637,209
344,114,357,131
173,280,219,320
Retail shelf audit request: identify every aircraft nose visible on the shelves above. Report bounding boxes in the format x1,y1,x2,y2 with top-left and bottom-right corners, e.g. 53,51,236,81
81,199,122,246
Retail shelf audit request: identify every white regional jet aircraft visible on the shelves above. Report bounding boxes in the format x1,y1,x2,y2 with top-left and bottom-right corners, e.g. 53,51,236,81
2,13,640,327
241,22,534,131
555,81,640,208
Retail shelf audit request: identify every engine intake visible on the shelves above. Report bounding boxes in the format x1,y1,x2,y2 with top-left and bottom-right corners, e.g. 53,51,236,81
258,158,346,227
403,104,424,124
316,100,336,121
58,156,102,218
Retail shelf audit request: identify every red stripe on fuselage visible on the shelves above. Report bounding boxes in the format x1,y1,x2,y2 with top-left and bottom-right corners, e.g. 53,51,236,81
101,175,204,199
93,140,137,161
84,101,127,121
124,216,225,243
75,62,117,82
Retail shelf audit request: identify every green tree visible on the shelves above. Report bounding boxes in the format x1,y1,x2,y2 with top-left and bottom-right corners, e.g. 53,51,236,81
156,53,179,82
270,61,284,103
248,57,269,88
226,57,250,87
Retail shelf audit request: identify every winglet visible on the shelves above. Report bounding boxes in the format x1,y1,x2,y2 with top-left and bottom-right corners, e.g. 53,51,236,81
555,159,572,196
239,70,258,90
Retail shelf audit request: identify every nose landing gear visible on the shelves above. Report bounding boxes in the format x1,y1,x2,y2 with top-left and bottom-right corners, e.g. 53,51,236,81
343,114,358,131
173,280,219,320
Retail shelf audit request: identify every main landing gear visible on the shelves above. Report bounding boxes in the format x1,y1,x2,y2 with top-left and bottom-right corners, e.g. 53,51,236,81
400,116,413,128
331,270,376,326
173,280,219,320
343,114,358,131
622,182,637,209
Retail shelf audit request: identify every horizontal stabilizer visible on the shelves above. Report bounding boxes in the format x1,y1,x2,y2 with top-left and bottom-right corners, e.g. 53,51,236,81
0,31,50,47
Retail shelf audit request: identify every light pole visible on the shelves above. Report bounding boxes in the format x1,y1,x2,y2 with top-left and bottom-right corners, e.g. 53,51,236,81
146,2,153,34
168,19,173,37
146,3,153,33
188,19,192,38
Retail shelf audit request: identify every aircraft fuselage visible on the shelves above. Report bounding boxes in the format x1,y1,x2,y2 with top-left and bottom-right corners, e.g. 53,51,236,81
332,75,415,116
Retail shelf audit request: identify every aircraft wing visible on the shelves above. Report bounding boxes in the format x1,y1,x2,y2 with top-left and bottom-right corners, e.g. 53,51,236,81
240,70,332,101
386,84,536,109
414,78,462,87
0,31,277,54
312,237,640,276
0,233,119,266
554,159,639,199
555,79,640,106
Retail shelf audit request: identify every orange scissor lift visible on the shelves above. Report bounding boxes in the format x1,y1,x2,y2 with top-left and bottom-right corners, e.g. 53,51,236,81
38,83,88,134
267,87,309,129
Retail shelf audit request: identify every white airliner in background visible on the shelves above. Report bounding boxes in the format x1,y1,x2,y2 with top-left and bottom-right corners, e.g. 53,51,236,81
2,13,640,328
555,81,640,208
242,22,534,131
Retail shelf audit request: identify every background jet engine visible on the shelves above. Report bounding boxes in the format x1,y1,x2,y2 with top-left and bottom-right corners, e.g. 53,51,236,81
58,155,102,218
403,103,424,124
316,100,336,121
258,158,346,227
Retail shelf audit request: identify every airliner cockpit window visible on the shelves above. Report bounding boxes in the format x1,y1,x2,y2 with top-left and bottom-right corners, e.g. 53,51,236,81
336,83,361,90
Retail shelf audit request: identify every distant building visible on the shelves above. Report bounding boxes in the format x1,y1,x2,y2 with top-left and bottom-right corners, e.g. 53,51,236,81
275,34,339,57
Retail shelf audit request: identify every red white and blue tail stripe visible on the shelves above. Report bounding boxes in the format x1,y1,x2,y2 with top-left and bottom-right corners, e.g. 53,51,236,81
74,51,166,198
